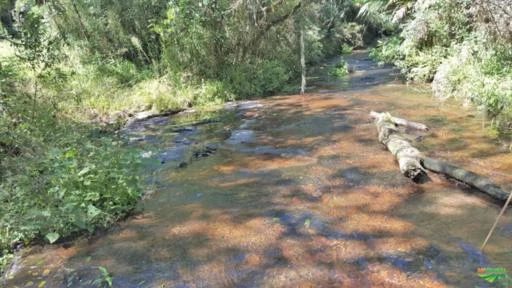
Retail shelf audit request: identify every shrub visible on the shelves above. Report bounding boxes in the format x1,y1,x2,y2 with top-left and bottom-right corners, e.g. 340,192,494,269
340,43,353,55
225,60,294,98
193,81,235,107
330,59,349,77
0,63,142,273
432,34,512,131
370,35,402,65
0,127,141,251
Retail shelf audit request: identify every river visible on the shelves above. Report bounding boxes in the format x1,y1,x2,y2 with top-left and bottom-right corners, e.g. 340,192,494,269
4,51,512,287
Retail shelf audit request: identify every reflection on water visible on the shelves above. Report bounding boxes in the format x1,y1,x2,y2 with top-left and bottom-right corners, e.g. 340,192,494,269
4,51,512,288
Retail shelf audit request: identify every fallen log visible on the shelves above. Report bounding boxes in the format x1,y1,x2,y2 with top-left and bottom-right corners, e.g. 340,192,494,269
422,157,510,201
370,111,429,131
372,112,511,202
373,112,426,181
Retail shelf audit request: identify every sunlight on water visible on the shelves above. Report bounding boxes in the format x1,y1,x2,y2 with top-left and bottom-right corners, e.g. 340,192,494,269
5,51,512,288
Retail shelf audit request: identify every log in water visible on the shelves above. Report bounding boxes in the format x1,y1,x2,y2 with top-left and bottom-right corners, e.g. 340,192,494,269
372,112,426,181
422,157,510,201
371,112,511,202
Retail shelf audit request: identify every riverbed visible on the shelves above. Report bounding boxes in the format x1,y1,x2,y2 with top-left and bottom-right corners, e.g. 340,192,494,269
4,51,512,287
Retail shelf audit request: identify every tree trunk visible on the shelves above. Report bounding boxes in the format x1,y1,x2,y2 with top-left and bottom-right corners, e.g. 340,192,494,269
71,0,90,42
300,27,306,94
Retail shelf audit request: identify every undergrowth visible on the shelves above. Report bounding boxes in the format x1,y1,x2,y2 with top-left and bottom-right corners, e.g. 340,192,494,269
368,0,512,134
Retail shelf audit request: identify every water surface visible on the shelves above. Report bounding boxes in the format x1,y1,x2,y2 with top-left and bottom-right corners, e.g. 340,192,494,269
4,51,512,288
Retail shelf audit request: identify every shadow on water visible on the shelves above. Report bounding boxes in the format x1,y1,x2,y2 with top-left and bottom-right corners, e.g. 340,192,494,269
4,51,512,288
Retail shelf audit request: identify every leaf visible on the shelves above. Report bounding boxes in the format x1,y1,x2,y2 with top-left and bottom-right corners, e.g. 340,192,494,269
64,149,77,159
73,211,87,229
98,266,113,287
87,204,102,219
45,232,60,244
78,166,90,176
98,266,108,275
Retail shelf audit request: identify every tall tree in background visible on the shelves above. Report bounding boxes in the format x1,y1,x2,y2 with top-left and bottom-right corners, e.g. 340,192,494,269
298,0,306,94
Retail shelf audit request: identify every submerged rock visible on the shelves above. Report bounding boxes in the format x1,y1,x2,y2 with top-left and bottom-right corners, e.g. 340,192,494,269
159,146,188,163
226,130,254,145
225,100,263,111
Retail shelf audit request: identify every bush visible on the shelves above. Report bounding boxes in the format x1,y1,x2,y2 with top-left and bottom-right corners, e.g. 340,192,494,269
330,59,349,78
96,59,151,85
225,60,294,98
0,57,142,273
0,123,141,276
340,43,353,55
370,0,471,81
0,126,141,248
368,0,512,132
193,81,235,107
432,33,512,131
399,45,450,81
370,35,402,65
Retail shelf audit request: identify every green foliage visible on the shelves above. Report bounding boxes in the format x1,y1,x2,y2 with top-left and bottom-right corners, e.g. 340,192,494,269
49,0,166,64
330,59,349,77
193,81,235,107
356,0,397,31
0,251,14,274
0,126,141,246
370,0,471,80
368,0,512,132
225,60,293,98
341,43,353,55
331,22,365,50
96,59,149,86
432,34,512,131
154,0,306,97
0,50,141,274
370,35,401,64
96,266,113,287
13,4,65,95
400,45,449,81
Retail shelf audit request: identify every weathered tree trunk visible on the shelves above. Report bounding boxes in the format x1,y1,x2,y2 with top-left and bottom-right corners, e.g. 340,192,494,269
300,27,306,94
371,111,511,203
422,157,510,201
373,112,426,180
370,111,429,131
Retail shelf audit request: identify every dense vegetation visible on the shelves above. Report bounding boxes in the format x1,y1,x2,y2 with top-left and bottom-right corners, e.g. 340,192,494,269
363,0,512,133
0,0,381,273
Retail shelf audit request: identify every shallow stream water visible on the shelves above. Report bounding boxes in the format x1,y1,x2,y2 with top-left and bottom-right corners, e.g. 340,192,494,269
4,51,512,287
